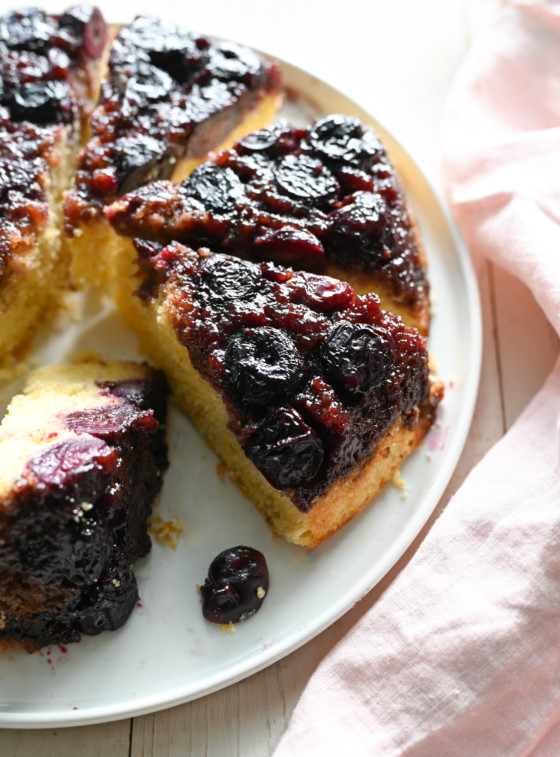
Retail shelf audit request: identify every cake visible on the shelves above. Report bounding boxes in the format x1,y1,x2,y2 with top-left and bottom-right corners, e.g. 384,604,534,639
107,114,430,333
64,15,283,287
0,358,168,651
112,240,442,549
0,6,109,368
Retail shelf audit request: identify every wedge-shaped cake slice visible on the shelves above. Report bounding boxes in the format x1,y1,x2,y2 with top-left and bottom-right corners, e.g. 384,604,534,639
64,15,283,286
114,240,442,549
0,5,109,369
0,359,168,651
107,114,430,333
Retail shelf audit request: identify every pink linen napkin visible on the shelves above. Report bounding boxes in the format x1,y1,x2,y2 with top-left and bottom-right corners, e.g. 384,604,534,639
273,2,560,755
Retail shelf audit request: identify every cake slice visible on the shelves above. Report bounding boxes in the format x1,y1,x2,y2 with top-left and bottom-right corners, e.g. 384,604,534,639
64,15,283,287
113,240,442,549
0,358,168,652
0,5,109,369
107,114,430,333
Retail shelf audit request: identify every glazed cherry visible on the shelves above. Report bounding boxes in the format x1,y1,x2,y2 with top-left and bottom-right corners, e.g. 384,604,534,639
320,322,395,396
201,256,261,303
59,6,107,60
28,437,114,501
113,135,174,195
189,163,243,212
254,227,325,266
64,404,159,440
329,192,391,260
124,64,174,104
0,9,52,54
274,154,339,206
208,42,262,82
295,272,355,313
245,406,324,491
200,546,269,624
308,114,381,170
226,327,304,409
7,81,73,125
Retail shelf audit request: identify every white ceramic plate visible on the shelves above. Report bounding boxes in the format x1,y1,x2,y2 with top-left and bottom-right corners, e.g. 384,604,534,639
0,58,481,728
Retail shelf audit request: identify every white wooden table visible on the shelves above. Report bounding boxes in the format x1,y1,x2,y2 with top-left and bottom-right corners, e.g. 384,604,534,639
2,0,559,754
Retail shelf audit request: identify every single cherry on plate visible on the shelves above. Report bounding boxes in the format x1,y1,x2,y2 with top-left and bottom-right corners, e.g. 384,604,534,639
200,546,269,624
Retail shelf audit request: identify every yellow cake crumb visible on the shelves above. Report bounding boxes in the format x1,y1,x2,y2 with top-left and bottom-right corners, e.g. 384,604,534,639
148,514,184,550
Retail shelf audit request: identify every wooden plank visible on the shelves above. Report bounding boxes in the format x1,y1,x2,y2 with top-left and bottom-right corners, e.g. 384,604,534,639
0,721,131,757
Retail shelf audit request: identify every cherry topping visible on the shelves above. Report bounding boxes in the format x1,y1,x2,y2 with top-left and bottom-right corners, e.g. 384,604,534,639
201,256,261,303
124,64,174,104
320,322,395,396
27,437,114,501
113,135,175,195
308,114,381,170
254,226,324,266
189,163,243,212
0,9,52,54
244,406,324,490
59,6,107,60
64,403,159,440
295,272,355,313
6,80,73,125
208,42,262,82
226,327,304,409
329,192,391,260
200,546,269,624
274,154,339,206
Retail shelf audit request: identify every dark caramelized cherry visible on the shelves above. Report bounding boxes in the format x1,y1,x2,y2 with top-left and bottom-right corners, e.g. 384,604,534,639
27,437,114,501
226,327,304,409
329,192,391,259
308,114,381,170
0,8,52,54
274,154,339,206
200,546,269,624
254,227,325,266
295,272,355,313
201,256,261,303
208,42,262,82
320,322,395,396
124,64,174,104
113,135,175,194
245,406,324,490
64,403,159,441
59,5,107,60
7,80,73,125
189,163,243,212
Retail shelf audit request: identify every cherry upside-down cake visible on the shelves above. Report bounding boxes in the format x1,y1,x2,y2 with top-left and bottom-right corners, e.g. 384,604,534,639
0,358,168,651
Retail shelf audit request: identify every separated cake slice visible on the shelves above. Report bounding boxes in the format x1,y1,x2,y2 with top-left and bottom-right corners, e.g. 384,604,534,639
114,240,442,549
107,114,430,333
0,358,168,651
0,5,109,369
64,15,283,287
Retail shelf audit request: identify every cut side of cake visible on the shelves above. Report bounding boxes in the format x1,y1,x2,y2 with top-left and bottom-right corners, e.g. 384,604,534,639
0,359,168,651
0,5,109,369
64,16,283,287
107,114,430,333
113,240,442,549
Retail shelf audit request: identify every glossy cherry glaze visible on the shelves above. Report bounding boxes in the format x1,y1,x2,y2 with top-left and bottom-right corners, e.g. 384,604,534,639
64,16,281,229
200,546,269,624
0,369,168,650
107,115,428,316
133,241,436,511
